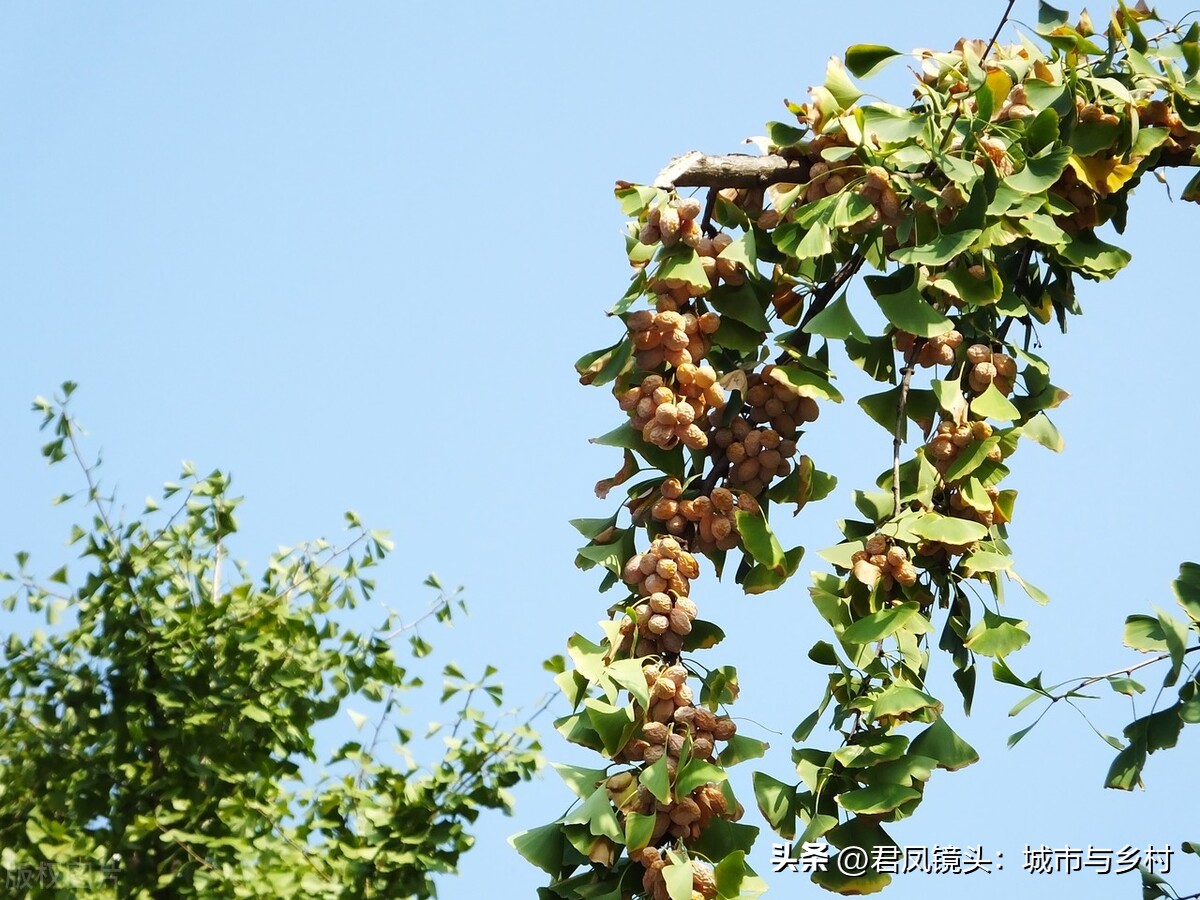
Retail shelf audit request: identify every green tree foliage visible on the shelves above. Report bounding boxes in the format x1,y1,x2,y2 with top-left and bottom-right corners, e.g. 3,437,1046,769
0,383,543,898
519,3,1200,897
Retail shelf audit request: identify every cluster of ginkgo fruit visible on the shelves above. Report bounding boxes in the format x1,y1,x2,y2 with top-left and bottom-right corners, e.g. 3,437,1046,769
703,368,812,498
850,534,919,590
648,482,760,554
894,329,964,367
946,483,1007,528
618,372,723,451
926,419,999,472
637,197,748,296
626,307,721,371
636,850,720,900
618,536,704,651
964,343,1017,394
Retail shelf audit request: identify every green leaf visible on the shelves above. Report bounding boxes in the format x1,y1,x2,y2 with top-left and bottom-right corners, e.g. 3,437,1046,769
710,283,770,332
570,517,616,540
1020,413,1064,451
657,248,711,292
718,230,757,268
803,293,867,340
859,386,903,436
793,222,833,260
741,546,805,594
604,657,651,710
908,717,980,771
842,603,931,645
965,610,1030,657
683,619,726,651
711,316,767,354
676,759,727,797
640,755,672,805
590,423,684,476
509,823,566,876
1155,607,1189,686
1025,107,1061,154
719,734,770,767
713,852,769,900
1010,569,1051,605
752,772,798,841
615,184,662,216
869,683,942,725
836,784,921,815
1108,677,1145,696
890,229,981,266
734,509,786,572
1006,146,1072,194
1173,562,1200,622
1124,614,1169,653
768,366,844,402
862,104,927,143
583,698,636,756
561,787,623,842
1183,170,1200,204
960,550,1010,575
910,512,988,545
1105,742,1146,791
552,763,607,800
825,56,863,108
845,44,903,78
866,269,953,337
767,121,808,148
690,819,762,863
662,861,694,900
970,384,1021,421
624,812,656,853
1056,231,1132,279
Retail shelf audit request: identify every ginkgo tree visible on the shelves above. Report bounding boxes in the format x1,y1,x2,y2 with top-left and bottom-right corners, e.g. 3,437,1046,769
0,383,544,899
513,2,1200,897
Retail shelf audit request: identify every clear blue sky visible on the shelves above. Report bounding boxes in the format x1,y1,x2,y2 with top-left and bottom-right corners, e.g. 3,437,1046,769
1,2,1197,897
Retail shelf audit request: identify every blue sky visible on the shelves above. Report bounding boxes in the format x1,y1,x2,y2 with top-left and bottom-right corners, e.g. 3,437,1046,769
2,2,1198,897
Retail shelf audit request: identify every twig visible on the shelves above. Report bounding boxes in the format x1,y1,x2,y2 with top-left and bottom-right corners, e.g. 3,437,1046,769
696,452,731,497
67,427,114,535
445,690,558,800
251,805,336,882
212,541,222,604
651,153,806,190
777,251,869,362
699,187,719,238
892,345,921,513
929,0,1019,166
153,820,222,875
381,590,455,640
1046,645,1200,703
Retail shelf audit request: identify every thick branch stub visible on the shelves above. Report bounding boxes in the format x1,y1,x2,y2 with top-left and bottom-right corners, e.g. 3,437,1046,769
649,145,1196,192
653,152,803,189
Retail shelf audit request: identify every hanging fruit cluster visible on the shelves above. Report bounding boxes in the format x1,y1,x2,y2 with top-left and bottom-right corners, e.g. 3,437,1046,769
519,5,1200,898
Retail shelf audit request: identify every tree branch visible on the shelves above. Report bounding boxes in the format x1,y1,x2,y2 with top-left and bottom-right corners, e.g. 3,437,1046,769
893,346,920,514
650,153,807,190
1048,644,1200,703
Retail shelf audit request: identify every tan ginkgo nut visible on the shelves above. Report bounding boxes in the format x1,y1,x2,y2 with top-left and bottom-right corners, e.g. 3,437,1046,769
966,344,992,365
649,592,673,615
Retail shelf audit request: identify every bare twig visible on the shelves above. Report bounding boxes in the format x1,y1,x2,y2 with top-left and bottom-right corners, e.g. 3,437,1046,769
67,428,114,535
892,345,921,513
651,153,806,190
699,187,719,237
934,0,1019,155
251,805,336,882
1046,645,1200,703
